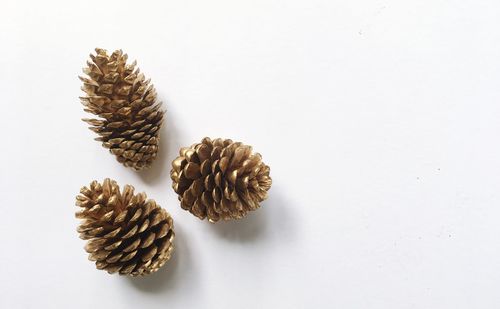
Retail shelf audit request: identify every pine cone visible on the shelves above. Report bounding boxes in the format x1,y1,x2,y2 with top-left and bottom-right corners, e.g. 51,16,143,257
79,48,164,171
170,137,272,222
75,179,174,276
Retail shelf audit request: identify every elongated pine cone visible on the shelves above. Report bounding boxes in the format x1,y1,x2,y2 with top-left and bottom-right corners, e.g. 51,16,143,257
79,48,164,171
75,179,174,276
170,137,272,222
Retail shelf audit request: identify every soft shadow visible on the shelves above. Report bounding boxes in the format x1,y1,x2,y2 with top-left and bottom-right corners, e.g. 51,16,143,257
211,189,294,243
264,190,296,243
136,101,181,185
211,207,268,242
125,223,190,293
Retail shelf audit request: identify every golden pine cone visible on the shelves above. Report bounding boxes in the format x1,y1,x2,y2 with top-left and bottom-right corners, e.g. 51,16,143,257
75,178,174,276
170,137,272,222
79,48,164,171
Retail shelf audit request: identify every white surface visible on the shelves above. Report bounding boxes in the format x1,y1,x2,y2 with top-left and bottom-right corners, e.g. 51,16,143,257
1,0,499,308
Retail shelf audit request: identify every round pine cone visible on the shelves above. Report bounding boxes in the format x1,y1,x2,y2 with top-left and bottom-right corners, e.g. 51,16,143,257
75,179,174,276
79,48,164,171
170,137,272,222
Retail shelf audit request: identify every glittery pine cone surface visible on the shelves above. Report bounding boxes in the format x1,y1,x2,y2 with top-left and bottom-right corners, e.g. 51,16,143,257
79,48,164,171
76,179,174,276
171,137,272,222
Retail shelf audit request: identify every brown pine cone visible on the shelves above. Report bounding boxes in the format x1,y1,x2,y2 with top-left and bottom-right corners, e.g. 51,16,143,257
170,137,272,222
75,178,174,276
79,48,164,171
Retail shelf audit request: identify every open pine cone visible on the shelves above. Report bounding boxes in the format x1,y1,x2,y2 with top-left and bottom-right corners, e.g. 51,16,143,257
79,48,164,171
75,179,174,276
170,137,272,222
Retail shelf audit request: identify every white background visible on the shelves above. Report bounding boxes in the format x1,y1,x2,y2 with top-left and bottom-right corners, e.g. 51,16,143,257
1,0,499,308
